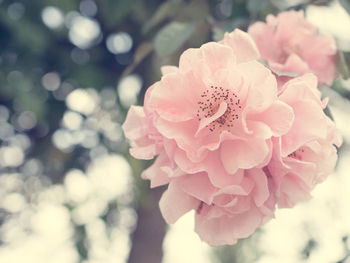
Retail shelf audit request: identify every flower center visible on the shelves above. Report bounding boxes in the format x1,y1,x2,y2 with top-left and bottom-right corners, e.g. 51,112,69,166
196,86,242,132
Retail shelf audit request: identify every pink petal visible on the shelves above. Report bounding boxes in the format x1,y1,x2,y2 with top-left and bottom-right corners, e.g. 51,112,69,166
246,168,270,207
277,173,311,208
220,29,260,63
281,100,327,156
178,173,217,205
122,106,147,141
161,65,179,75
141,153,172,188
220,139,270,173
130,144,158,160
248,100,294,136
238,61,278,112
195,207,263,246
200,42,236,73
147,73,198,122
179,48,201,73
159,181,200,224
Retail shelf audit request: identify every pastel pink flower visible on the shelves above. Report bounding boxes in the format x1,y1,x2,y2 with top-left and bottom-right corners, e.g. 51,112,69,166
122,29,340,246
145,29,294,180
159,168,276,245
248,10,337,87
266,74,342,208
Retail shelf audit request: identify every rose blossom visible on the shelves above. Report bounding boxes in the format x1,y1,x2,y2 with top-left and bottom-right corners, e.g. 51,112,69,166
267,74,342,208
122,29,340,246
248,10,337,87
144,29,294,180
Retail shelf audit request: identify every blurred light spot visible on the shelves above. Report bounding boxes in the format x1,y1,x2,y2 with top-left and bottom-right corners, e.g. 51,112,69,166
62,111,83,130
2,193,26,213
0,122,14,140
41,6,64,29
7,2,25,20
37,185,66,205
0,146,24,167
307,1,350,51
31,204,72,240
17,111,37,130
85,116,98,130
7,70,23,84
80,0,97,17
106,32,133,54
104,124,122,142
87,154,132,201
64,11,79,27
41,72,61,91
89,145,108,159
21,159,43,176
68,15,101,49
119,207,137,230
52,129,74,151
64,169,91,203
117,74,142,108
110,228,132,263
0,174,23,192
72,199,107,225
81,129,99,148
0,105,10,121
9,134,31,150
163,212,212,263
66,89,97,115
71,48,90,65
53,81,74,101
86,218,107,246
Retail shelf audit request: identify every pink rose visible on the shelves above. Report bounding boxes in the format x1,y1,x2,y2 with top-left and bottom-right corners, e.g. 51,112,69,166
146,29,293,179
248,10,337,87
122,29,340,246
159,168,276,246
267,74,342,208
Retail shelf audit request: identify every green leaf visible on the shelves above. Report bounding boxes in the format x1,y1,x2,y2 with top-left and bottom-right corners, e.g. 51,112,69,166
154,22,195,57
142,0,183,34
339,0,350,15
336,51,350,80
270,68,299,78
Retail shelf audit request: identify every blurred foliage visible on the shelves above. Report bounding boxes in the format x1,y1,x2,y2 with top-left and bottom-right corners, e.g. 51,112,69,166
0,0,350,263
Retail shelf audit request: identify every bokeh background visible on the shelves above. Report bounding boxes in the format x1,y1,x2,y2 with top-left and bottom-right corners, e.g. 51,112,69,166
1,0,350,262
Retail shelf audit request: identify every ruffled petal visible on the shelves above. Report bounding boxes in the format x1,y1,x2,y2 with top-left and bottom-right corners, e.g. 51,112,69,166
159,181,200,224
220,139,270,173
141,153,172,188
178,172,217,204
195,206,263,246
220,29,260,63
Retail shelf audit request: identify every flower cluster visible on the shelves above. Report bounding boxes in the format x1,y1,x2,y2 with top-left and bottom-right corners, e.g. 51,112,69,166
122,11,341,246
248,10,337,87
